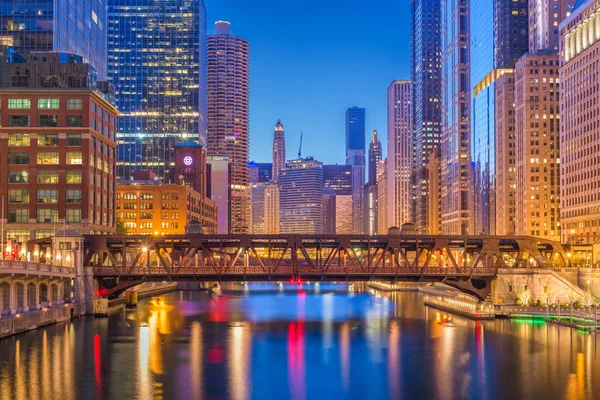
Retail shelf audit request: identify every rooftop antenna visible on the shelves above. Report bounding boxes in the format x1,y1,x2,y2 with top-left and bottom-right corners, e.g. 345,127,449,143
298,132,303,159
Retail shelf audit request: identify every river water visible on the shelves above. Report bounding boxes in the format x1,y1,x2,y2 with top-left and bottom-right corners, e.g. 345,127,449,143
0,283,598,400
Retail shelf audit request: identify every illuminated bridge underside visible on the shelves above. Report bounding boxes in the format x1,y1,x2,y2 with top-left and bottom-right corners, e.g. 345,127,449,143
86,235,567,300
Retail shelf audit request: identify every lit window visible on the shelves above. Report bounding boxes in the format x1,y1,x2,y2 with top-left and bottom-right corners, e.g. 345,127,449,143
37,152,59,165
37,99,60,109
66,152,83,165
66,171,82,184
38,134,59,146
37,171,59,184
8,134,30,146
8,99,30,109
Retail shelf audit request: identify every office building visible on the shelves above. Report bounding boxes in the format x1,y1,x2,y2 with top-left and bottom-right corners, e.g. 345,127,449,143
345,107,366,234
323,165,353,195
470,0,528,235
206,156,230,234
410,0,442,232
427,147,442,235
108,0,207,180
272,120,286,182
440,0,470,235
514,52,560,240
250,183,279,234
207,21,250,233
0,0,108,79
530,0,577,53
559,0,600,243
0,47,117,243
368,130,382,185
279,158,323,234
377,159,388,234
387,80,412,229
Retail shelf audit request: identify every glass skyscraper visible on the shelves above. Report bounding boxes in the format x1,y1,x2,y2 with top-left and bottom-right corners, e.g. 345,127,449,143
470,0,528,235
345,107,366,233
107,0,207,180
0,0,108,79
410,0,442,233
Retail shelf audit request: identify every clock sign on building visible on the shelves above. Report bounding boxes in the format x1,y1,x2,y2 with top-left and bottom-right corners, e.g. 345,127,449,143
172,140,208,199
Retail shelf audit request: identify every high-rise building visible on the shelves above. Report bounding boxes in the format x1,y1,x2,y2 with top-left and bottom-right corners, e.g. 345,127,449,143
559,0,600,244
250,183,279,234
514,52,560,240
206,156,230,234
440,0,470,235
470,0,528,235
0,47,117,243
345,107,366,234
323,165,353,195
207,21,250,234
377,159,388,234
272,120,286,182
108,0,207,181
0,0,108,79
427,147,442,235
249,162,273,184
368,130,382,185
494,71,517,235
410,0,442,233
279,157,323,234
530,0,577,53
387,80,412,229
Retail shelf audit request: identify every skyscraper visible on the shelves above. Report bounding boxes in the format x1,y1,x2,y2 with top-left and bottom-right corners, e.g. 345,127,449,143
368,130,382,185
279,158,323,234
345,107,366,234
440,0,470,235
559,0,599,244
470,0,528,235
272,120,286,182
410,0,442,233
108,0,207,181
530,0,577,53
207,21,250,234
0,0,108,79
366,130,381,235
250,183,279,234
387,80,412,229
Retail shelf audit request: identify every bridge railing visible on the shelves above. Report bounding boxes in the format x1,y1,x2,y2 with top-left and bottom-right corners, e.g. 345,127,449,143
0,259,74,276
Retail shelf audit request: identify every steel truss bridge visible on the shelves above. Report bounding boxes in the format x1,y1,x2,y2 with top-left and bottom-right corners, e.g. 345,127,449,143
85,234,568,300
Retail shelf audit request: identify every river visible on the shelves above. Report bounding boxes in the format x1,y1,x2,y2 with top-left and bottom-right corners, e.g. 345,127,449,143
0,283,598,399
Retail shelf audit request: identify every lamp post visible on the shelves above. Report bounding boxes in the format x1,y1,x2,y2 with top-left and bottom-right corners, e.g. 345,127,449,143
567,252,572,268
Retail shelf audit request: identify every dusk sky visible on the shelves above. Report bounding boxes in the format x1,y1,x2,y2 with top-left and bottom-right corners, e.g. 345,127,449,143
206,0,412,164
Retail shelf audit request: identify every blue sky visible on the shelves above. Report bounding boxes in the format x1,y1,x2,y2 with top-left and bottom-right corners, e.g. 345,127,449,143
205,0,412,164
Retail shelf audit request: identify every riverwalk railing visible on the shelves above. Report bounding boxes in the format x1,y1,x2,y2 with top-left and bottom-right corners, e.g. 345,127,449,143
0,259,74,276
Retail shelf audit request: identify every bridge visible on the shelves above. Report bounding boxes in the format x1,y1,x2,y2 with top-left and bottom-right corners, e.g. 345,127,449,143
84,234,569,300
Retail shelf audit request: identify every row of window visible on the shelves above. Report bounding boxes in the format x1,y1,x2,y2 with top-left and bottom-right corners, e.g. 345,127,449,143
117,193,179,200
6,209,82,223
117,203,180,210
7,133,82,147
7,114,83,128
123,222,179,230
119,212,180,219
7,189,82,204
7,98,82,110
6,152,82,165
7,170,82,184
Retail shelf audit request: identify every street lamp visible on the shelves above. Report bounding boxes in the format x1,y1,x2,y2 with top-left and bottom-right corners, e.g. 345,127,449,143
567,252,572,268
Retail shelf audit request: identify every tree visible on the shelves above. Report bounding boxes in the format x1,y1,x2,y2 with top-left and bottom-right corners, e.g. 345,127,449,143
116,216,127,235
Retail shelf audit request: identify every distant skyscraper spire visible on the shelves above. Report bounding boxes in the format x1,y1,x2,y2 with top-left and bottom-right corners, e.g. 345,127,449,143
368,130,382,185
272,119,286,182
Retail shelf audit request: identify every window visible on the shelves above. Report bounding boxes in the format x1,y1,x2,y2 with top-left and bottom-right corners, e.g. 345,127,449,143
139,213,153,219
123,193,137,200
140,203,153,210
123,203,137,210
9,115,30,127
8,134,30,146
38,134,59,146
37,152,59,165
8,171,29,183
66,171,82,184
66,190,82,203
66,152,82,165
38,99,59,109
66,134,82,146
8,209,29,223
66,209,81,223
8,99,30,109
37,171,59,184
38,115,58,127
8,152,29,164
140,193,154,200
66,115,82,127
35,230,54,239
37,209,58,223
6,229,30,243
124,222,136,229
66,99,82,109
8,189,29,203
37,189,59,204
140,222,153,230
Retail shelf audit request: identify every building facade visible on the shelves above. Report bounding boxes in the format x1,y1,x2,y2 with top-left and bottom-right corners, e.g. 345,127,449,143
377,159,388,234
386,80,412,229
206,156,230,234
559,0,600,243
207,21,250,234
116,182,217,235
0,47,117,243
345,107,366,234
530,0,577,53
368,130,382,185
514,52,560,240
272,120,285,182
440,0,470,235
250,183,279,234
323,165,353,195
0,0,108,79
108,0,207,180
410,0,442,233
279,158,323,234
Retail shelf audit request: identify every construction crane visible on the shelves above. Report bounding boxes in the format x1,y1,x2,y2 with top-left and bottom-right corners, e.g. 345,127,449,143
298,132,303,158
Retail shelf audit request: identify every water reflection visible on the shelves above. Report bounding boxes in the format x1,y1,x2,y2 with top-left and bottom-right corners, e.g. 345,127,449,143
0,286,598,399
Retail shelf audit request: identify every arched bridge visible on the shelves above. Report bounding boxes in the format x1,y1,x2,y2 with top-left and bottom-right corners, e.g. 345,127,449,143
85,234,568,300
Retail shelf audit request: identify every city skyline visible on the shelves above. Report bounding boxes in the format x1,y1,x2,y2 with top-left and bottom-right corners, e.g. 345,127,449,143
206,0,411,165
